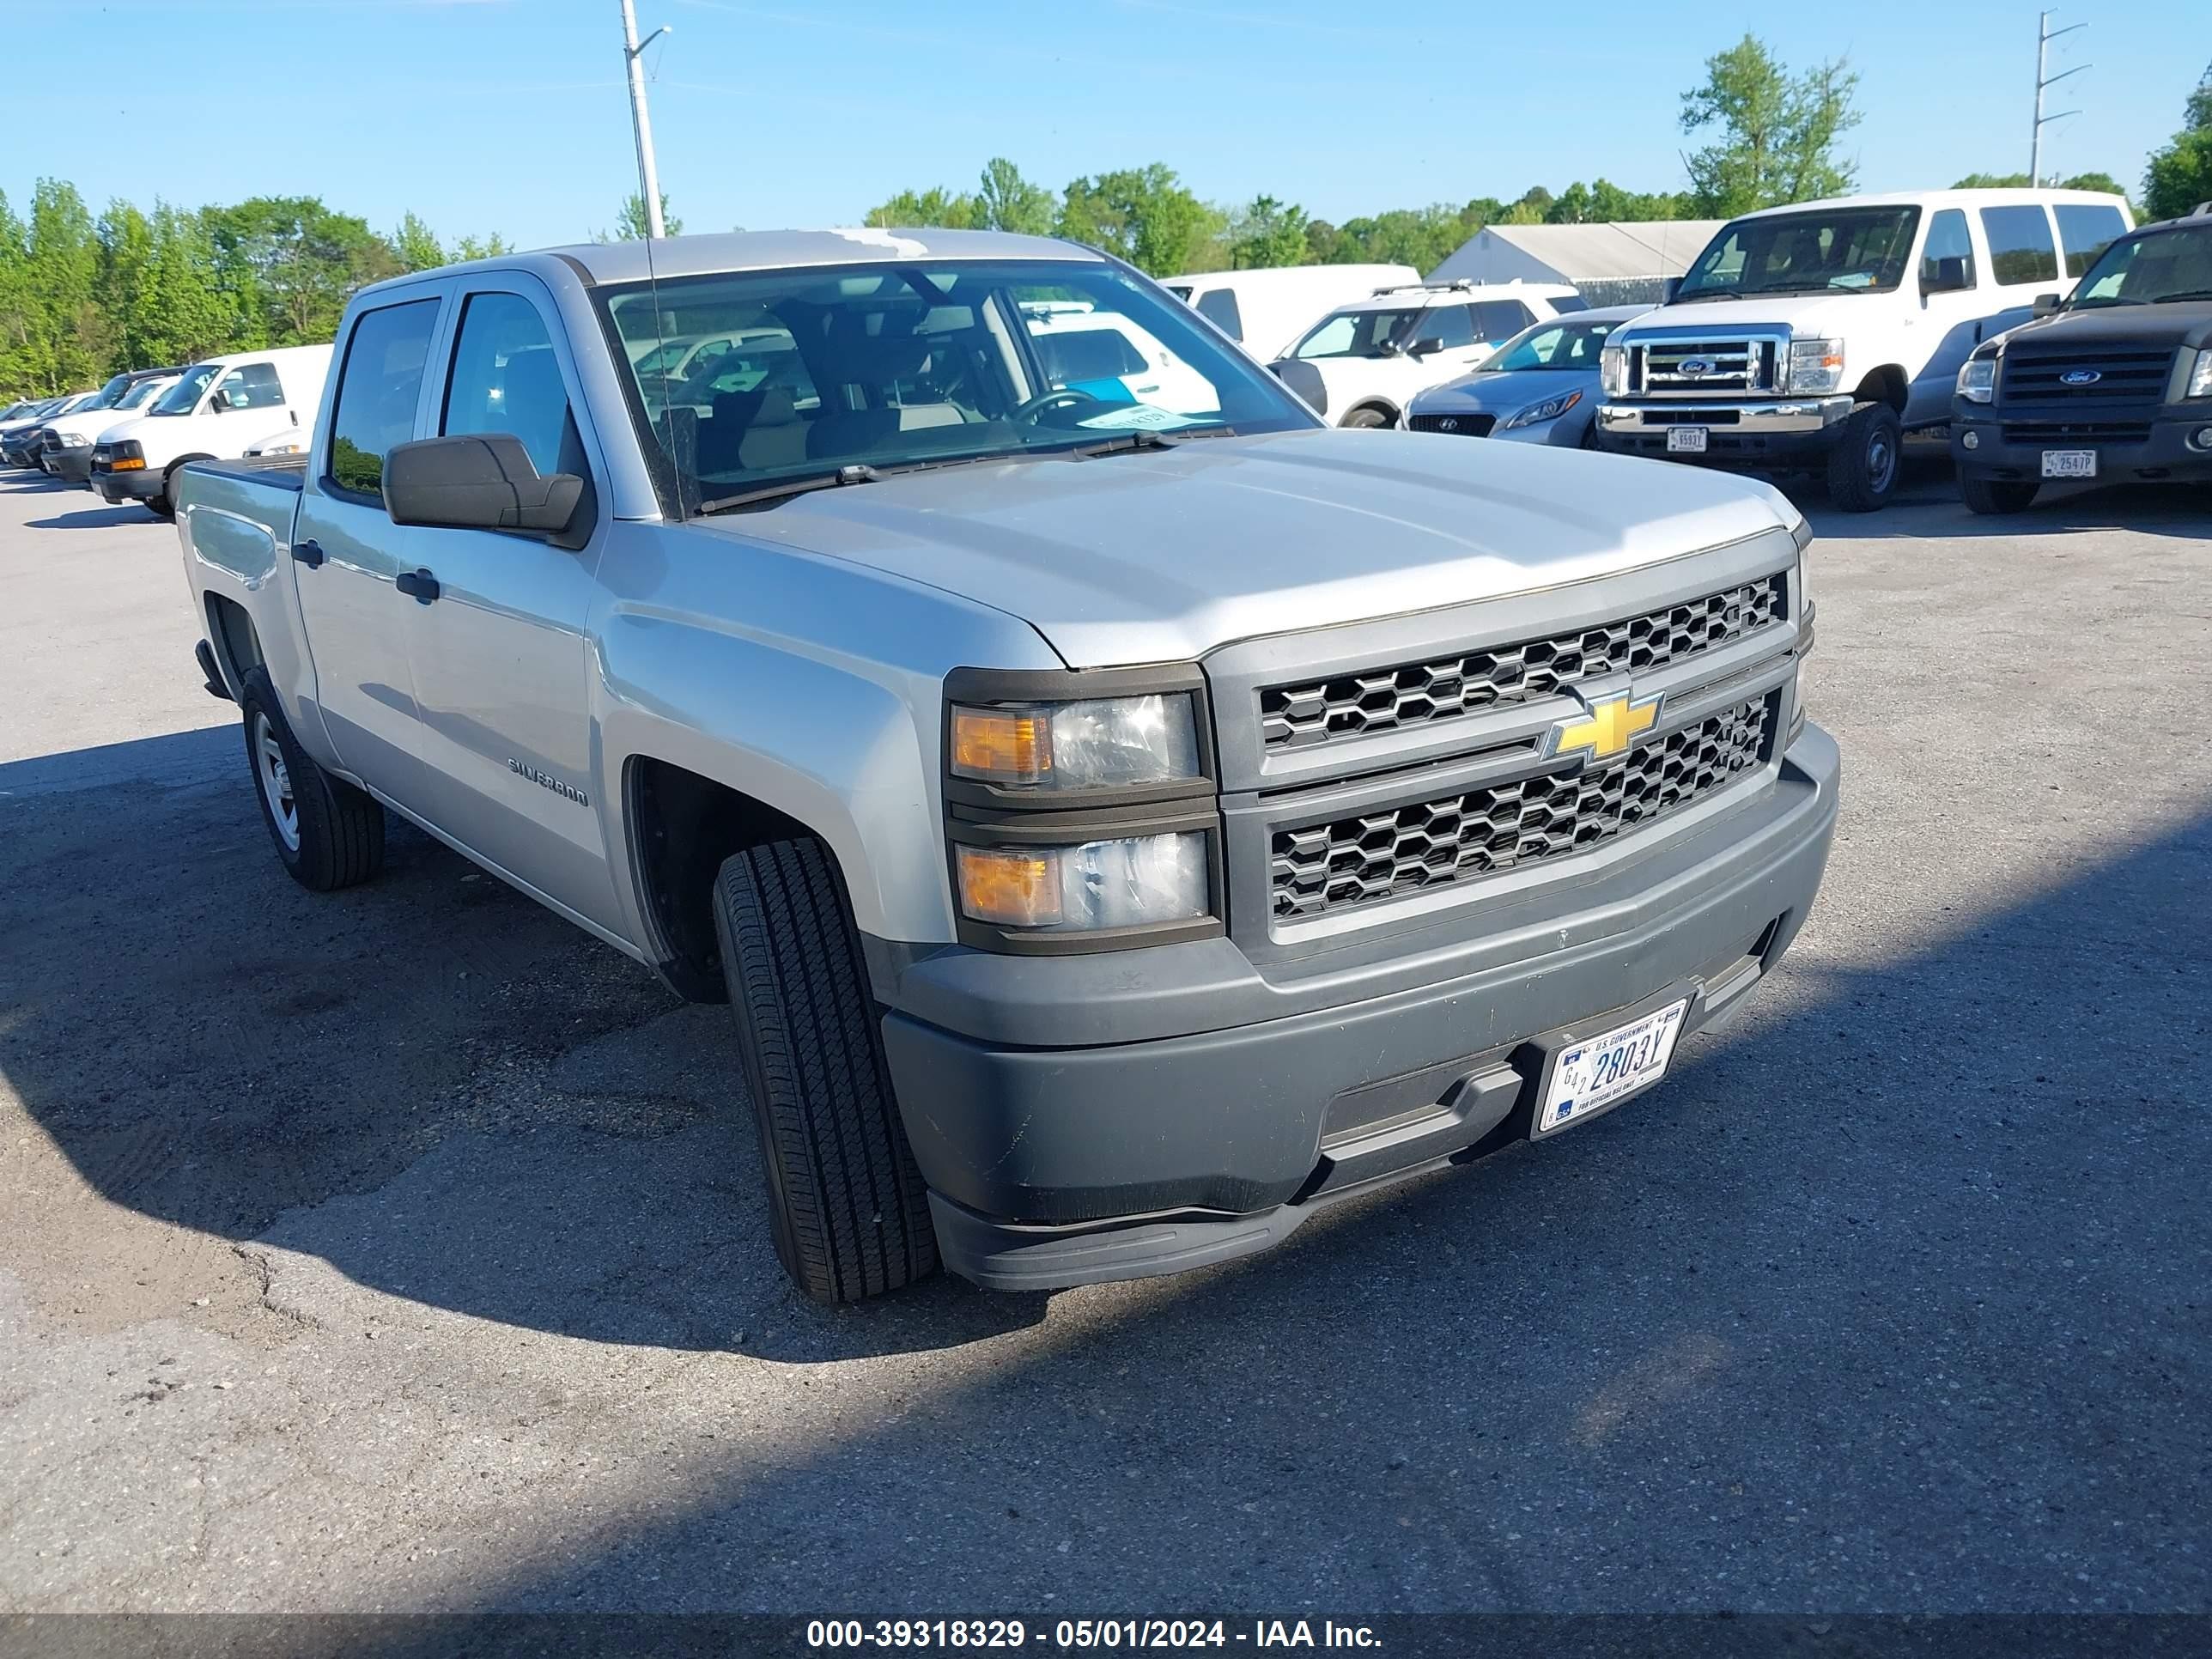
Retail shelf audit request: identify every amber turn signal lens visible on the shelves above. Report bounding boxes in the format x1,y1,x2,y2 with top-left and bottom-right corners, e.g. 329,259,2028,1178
955,845,1063,928
950,706,1051,785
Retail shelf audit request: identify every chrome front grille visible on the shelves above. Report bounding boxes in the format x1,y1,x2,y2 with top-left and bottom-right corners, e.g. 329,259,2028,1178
1630,337,1779,397
1269,696,1773,921
1259,574,1787,751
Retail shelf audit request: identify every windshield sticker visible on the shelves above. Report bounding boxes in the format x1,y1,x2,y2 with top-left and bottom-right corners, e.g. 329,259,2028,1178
1075,404,1207,431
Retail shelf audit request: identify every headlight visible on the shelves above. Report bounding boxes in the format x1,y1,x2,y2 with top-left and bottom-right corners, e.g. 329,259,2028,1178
1499,389,1582,431
955,832,1209,933
55,430,92,448
105,438,145,470
1956,356,1997,404
1599,344,1626,397
2187,348,2212,400
1785,337,1844,395
950,694,1200,792
255,439,305,455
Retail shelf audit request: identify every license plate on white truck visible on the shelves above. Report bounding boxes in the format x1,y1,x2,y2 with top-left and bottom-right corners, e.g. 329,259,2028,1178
2040,449,2096,479
1537,999,1690,1134
1666,427,1709,453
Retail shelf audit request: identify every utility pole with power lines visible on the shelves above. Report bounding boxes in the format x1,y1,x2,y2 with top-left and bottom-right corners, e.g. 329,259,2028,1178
2031,9,2089,185
620,0,671,239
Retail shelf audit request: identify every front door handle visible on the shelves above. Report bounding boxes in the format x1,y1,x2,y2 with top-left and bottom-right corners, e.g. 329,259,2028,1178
292,538,325,568
395,568,441,605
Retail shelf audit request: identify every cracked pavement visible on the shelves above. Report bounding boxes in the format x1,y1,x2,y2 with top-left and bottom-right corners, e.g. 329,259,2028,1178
0,464,2207,1613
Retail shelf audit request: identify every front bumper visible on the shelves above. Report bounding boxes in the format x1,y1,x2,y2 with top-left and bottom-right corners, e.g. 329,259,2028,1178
91,464,161,504
1595,396,1853,464
1951,409,2212,483
879,723,1840,1291
50,444,95,485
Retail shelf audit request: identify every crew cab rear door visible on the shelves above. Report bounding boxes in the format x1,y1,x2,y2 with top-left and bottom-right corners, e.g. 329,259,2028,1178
392,273,623,936
289,286,452,807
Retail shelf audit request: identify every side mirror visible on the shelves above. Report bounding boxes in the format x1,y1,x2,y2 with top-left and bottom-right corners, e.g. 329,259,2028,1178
1662,276,1682,304
1921,256,1972,295
2032,292,2063,317
1407,338,1441,358
382,434,590,550
209,388,232,413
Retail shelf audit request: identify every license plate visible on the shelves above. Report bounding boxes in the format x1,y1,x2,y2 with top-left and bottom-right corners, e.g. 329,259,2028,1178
1537,999,1689,1135
1666,426,1709,453
2041,449,2097,479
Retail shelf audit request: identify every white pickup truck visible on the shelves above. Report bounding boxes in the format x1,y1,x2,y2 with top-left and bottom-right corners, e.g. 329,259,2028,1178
176,229,1838,1303
1593,187,2132,508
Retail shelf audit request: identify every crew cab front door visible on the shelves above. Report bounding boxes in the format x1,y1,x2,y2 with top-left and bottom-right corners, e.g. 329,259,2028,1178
394,276,623,937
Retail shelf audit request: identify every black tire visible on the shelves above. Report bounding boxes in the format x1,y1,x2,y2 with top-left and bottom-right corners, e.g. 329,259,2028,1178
713,838,939,1304
1341,406,1393,429
1959,474,2039,515
1825,402,1902,512
144,493,175,521
237,667,386,891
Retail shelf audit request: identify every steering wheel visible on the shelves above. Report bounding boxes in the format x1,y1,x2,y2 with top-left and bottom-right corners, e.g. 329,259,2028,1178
1008,386,1108,424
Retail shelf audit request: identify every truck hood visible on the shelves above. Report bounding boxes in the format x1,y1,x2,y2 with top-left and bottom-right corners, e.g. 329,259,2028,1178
1614,294,1882,342
1993,301,2212,354
694,428,1794,669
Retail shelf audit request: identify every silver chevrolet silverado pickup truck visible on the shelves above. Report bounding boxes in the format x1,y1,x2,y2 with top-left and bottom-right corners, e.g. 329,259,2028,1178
175,228,1838,1304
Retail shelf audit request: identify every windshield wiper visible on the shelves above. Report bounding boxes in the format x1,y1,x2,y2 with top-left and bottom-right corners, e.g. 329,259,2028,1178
2152,289,2212,304
693,463,884,515
1062,426,1238,459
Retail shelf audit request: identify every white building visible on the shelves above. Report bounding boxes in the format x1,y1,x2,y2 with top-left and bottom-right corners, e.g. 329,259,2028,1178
1429,221,1724,305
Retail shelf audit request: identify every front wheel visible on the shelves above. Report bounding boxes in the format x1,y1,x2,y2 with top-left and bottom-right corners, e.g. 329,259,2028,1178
713,838,939,1304
1341,407,1393,430
1959,475,2039,515
238,668,386,890
1826,403,1902,512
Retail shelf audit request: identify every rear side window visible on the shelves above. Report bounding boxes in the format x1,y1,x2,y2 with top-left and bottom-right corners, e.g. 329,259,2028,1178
1412,305,1477,350
1921,209,1977,288
442,290,579,479
1980,206,2059,286
1472,300,1535,340
215,362,287,411
2055,204,2128,277
1194,288,1243,341
327,299,440,495
1550,294,1589,313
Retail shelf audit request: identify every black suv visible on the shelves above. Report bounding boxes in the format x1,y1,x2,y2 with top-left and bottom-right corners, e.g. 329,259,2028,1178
1951,203,2212,513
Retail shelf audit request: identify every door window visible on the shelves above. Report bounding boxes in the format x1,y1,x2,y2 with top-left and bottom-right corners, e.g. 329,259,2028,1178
325,298,441,495
1472,301,1536,341
1920,209,1977,289
441,290,580,479
2054,204,2128,277
215,362,288,410
1194,288,1243,341
1979,206,2060,286
1409,305,1476,351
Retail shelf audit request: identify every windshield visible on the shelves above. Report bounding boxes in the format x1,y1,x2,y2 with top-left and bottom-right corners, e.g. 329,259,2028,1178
1481,316,1629,373
1676,207,1922,300
149,363,219,416
113,377,169,412
1291,307,1422,360
2069,224,2212,307
80,374,131,411
600,258,1314,511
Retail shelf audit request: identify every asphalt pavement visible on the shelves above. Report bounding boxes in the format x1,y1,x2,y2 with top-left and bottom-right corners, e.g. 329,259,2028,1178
0,459,2207,1614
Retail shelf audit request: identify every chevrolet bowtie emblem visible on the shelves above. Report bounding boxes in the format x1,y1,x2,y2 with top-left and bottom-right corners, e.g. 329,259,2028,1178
1548,690,1662,762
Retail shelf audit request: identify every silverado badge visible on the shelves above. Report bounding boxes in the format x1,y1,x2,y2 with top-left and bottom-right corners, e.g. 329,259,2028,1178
508,758,590,805
1548,690,1662,763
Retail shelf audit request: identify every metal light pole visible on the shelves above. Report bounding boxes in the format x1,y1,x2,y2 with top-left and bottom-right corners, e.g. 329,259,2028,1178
2031,9,2089,185
620,0,671,238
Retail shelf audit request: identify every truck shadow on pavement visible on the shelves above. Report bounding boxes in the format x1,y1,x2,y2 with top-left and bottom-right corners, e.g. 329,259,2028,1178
22,502,156,532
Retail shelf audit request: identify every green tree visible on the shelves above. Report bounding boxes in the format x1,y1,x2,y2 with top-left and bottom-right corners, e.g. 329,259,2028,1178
1545,179,1689,224
1230,195,1311,268
392,212,446,272
204,196,401,344
140,205,237,366
1680,33,1861,216
976,157,1054,235
865,186,981,229
596,192,683,241
1055,165,1221,275
452,233,514,261
2143,64,2212,222
16,180,105,392
95,201,158,373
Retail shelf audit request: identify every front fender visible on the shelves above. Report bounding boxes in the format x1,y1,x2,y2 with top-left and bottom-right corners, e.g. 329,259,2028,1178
590,525,1062,945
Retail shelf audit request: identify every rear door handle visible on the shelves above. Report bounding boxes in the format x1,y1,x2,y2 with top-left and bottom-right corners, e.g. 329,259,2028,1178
394,568,441,605
292,538,325,568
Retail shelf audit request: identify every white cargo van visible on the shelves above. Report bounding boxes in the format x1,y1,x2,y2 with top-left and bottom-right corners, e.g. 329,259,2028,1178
1165,264,1419,362
90,343,334,518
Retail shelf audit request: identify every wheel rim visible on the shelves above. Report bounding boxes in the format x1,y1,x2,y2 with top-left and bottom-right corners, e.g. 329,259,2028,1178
1866,426,1897,494
254,713,301,853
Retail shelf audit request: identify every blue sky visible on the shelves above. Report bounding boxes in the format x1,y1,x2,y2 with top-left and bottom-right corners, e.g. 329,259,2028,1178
19,0,2205,250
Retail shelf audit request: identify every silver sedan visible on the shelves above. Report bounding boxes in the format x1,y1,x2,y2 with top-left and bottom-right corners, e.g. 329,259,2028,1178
1404,304,1652,447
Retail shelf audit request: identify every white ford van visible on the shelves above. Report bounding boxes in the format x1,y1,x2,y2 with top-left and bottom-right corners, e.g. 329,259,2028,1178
91,343,334,518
